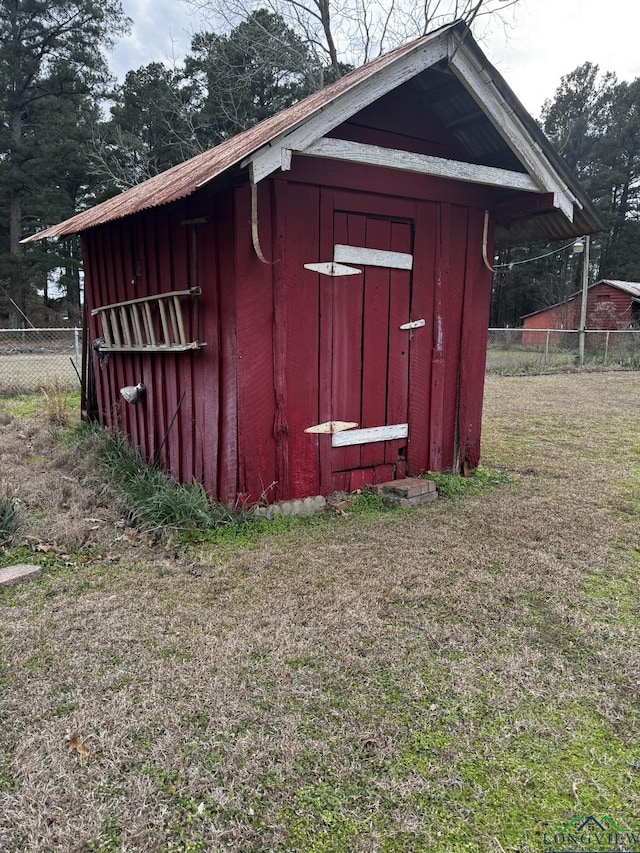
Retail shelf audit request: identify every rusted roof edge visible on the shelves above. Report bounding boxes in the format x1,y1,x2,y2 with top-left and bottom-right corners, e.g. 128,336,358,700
22,22,463,244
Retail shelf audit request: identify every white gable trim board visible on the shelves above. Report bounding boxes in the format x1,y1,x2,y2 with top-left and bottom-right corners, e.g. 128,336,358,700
447,44,578,221
300,138,543,194
245,38,450,184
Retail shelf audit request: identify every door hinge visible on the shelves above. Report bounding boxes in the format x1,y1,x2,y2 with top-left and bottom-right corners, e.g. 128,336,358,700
399,319,425,331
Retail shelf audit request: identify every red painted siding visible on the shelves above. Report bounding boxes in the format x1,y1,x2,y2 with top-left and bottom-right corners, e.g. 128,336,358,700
585,283,634,328
83,153,495,503
522,283,635,347
83,198,223,495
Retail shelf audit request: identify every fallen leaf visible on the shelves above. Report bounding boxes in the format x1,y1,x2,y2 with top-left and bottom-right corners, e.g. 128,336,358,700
68,734,93,762
170,757,185,792
34,542,65,554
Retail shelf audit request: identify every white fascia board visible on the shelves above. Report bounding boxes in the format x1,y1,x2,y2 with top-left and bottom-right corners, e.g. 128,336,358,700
301,137,542,194
448,43,577,222
245,38,449,184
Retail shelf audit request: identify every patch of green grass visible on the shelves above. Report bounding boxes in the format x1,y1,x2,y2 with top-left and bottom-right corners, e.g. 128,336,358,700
345,487,394,516
0,392,42,417
275,685,637,853
425,466,512,500
92,430,255,538
0,766,18,794
582,561,640,628
0,545,42,570
399,699,637,852
84,814,123,853
280,781,365,852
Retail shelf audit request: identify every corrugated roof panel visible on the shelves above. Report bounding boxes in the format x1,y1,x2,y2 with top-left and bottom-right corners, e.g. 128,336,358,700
601,280,640,299
23,25,454,243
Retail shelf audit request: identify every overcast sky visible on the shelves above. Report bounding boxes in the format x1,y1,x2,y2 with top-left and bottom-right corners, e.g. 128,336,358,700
109,0,640,118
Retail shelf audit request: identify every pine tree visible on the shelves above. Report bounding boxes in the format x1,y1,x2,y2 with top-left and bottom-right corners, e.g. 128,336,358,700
0,0,129,326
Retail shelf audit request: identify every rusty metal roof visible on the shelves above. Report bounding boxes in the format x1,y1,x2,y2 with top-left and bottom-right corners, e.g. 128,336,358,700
24,25,456,243
23,20,604,247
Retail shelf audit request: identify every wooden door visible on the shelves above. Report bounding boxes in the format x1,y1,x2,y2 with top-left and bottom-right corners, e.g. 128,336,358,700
330,211,414,492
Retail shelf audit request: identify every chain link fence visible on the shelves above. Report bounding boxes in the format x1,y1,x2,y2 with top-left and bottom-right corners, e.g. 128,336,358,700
0,328,82,396
487,328,640,374
2,326,640,395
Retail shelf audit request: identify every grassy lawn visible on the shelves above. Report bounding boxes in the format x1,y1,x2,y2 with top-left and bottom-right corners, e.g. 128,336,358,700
0,353,80,395
485,346,577,373
1,374,639,851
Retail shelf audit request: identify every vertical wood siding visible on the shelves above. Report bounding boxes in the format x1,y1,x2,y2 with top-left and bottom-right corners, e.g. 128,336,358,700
83,159,495,502
281,182,322,499
457,208,493,471
234,183,277,503
440,204,470,469
586,283,634,328
408,200,436,475
83,195,223,496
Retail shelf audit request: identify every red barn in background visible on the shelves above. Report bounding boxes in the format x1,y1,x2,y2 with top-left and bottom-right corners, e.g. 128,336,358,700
24,21,601,504
522,280,640,347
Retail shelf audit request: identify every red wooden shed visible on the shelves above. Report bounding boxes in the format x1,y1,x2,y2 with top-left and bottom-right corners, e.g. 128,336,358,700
522,280,640,347
25,21,601,504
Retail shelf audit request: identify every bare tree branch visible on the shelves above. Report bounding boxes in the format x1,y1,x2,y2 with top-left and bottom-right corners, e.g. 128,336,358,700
184,0,522,76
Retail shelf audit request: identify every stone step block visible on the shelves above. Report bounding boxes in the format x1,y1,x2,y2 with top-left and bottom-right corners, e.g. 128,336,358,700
374,477,437,500
0,564,42,589
383,490,438,508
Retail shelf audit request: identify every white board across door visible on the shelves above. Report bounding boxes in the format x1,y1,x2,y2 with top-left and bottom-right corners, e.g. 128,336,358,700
333,244,414,270
331,423,408,447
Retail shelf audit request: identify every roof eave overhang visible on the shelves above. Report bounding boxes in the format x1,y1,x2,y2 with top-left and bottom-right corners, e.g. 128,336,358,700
241,33,452,185
242,23,598,246
22,20,603,247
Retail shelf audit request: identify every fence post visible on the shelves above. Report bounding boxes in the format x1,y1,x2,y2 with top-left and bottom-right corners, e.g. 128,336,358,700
604,330,610,365
73,328,81,379
544,330,550,365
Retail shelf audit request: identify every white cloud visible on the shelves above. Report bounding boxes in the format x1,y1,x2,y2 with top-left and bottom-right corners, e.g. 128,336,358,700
109,0,204,79
483,0,640,116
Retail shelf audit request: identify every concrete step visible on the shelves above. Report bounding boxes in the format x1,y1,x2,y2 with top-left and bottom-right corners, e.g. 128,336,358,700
0,564,42,589
374,477,438,507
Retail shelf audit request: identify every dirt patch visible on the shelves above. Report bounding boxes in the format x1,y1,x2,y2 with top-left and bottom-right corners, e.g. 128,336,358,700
0,407,122,551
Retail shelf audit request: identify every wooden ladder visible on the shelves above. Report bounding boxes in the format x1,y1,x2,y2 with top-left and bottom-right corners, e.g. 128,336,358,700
91,288,205,353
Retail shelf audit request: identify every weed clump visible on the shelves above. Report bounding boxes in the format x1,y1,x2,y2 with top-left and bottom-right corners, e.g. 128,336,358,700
0,495,20,545
425,466,511,500
42,381,70,426
98,431,252,537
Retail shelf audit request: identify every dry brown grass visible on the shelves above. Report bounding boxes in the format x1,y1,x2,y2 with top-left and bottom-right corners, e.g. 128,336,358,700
0,374,639,852
42,381,71,427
